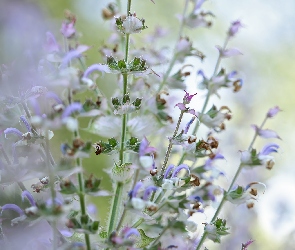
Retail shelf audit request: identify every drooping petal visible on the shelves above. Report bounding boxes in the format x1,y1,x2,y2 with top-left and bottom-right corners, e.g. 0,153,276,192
163,164,175,179
123,228,140,239
184,116,196,134
4,128,23,138
21,190,36,206
83,64,111,78
61,45,89,68
130,182,143,198
20,115,31,132
260,143,279,155
172,164,190,177
1,204,24,216
142,186,158,200
62,102,83,119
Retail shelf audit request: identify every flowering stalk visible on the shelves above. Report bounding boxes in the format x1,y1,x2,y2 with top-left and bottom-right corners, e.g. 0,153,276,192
196,115,269,250
107,1,132,236
160,110,185,176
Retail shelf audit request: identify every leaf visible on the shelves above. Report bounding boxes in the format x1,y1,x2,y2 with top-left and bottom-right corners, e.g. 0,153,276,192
135,229,156,248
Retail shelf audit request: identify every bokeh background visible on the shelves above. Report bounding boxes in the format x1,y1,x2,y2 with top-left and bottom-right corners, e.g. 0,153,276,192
0,0,294,249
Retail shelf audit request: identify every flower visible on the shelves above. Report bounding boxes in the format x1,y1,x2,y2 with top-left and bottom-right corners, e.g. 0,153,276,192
267,106,281,118
228,20,243,37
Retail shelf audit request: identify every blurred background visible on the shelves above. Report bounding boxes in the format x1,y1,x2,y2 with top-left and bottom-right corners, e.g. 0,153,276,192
0,0,294,249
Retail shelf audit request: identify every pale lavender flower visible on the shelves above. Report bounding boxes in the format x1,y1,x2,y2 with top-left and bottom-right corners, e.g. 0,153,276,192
142,186,157,200
228,20,243,37
60,45,89,68
4,128,23,138
171,164,190,177
61,102,83,119
21,190,36,206
1,204,24,216
20,115,32,132
251,125,281,139
216,46,243,57
267,106,281,118
60,21,76,38
139,137,156,156
44,31,59,53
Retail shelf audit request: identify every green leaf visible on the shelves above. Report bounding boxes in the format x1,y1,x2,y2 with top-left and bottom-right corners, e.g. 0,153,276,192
135,229,155,248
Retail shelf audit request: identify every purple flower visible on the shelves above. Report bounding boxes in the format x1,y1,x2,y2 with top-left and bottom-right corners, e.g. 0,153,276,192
44,31,59,53
172,164,190,177
164,164,175,179
60,21,76,38
143,186,158,200
45,92,63,104
4,128,23,138
83,64,111,79
242,239,254,249
1,204,24,216
20,115,31,132
21,190,36,206
216,46,243,57
228,20,243,37
123,227,140,239
259,143,279,156
183,90,197,104
139,137,156,156
267,106,281,118
61,102,83,119
61,45,89,68
129,181,143,198
251,125,281,139
184,116,196,134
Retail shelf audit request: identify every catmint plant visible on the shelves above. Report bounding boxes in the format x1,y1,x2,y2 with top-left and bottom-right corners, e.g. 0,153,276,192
0,0,281,250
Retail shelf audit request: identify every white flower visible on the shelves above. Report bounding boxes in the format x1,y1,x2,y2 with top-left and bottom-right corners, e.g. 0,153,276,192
162,179,174,190
131,197,146,210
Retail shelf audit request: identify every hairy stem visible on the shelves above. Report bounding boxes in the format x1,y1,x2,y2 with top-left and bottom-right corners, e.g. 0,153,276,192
160,110,185,176
196,116,268,249
107,2,132,235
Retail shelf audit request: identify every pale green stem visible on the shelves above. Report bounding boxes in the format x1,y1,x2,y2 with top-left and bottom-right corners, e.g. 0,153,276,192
160,110,185,176
107,2,132,234
157,0,190,92
196,116,268,250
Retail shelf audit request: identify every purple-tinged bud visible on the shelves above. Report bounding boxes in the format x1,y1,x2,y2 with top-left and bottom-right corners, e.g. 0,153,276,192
44,32,59,53
46,92,63,104
184,116,196,134
4,128,23,138
183,90,197,104
242,239,254,249
172,164,190,177
163,164,175,179
267,106,281,118
143,186,158,200
123,228,140,239
62,102,83,119
20,115,31,132
83,64,111,78
21,190,36,206
1,204,24,216
130,182,143,198
228,20,243,37
61,21,76,38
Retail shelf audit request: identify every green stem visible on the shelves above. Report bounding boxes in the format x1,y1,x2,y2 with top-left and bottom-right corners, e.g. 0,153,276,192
160,110,185,176
67,89,91,250
196,117,268,250
108,182,124,235
107,2,131,234
157,0,190,92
